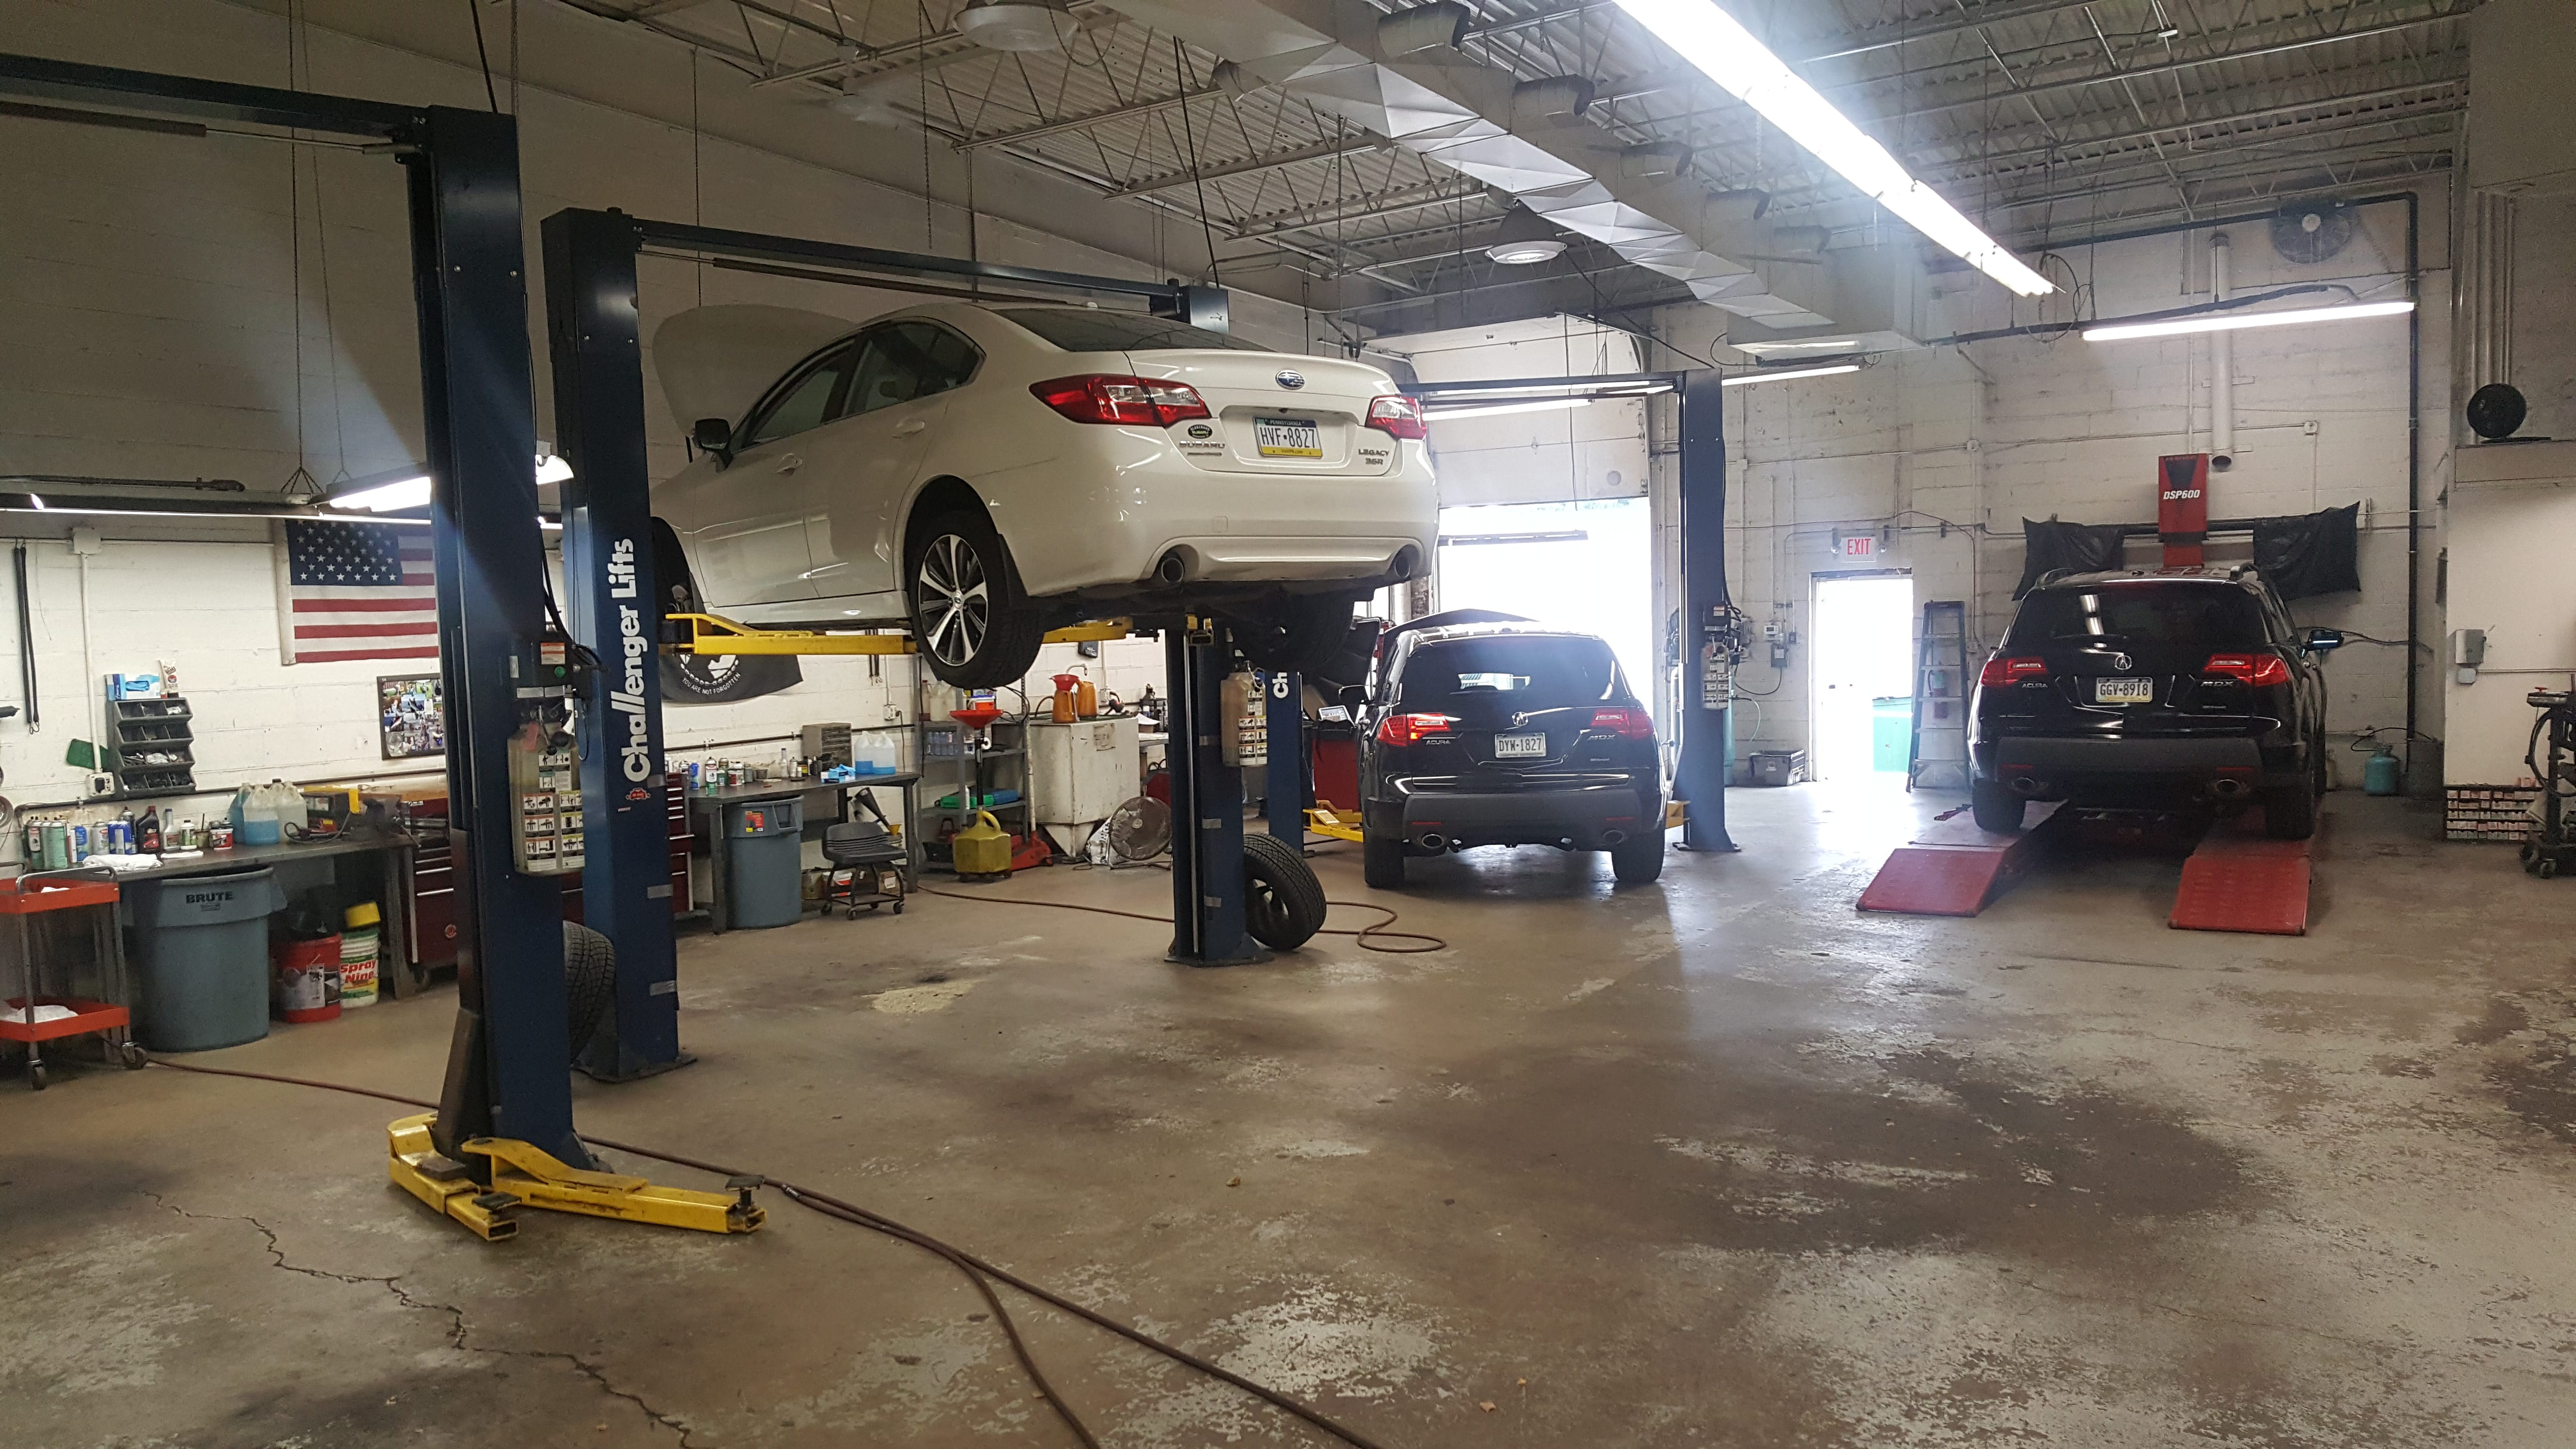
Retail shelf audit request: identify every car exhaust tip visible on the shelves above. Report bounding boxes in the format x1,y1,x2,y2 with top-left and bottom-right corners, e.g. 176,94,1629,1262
2009,776,2043,796
1601,830,1627,846
2208,777,2252,799
1390,545,1420,581
1416,833,1447,852
1154,550,1190,586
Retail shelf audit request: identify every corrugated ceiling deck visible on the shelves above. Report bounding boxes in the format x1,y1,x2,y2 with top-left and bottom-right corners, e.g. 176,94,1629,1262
573,0,2473,293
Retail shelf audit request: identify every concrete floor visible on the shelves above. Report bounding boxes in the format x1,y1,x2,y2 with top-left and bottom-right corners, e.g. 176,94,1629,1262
5,785,2573,1448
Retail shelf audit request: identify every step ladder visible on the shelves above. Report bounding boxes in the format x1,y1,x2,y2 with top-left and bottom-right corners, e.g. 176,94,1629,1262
1908,599,1970,792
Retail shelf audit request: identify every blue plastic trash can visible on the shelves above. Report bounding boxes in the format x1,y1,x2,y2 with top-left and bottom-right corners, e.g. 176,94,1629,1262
128,867,286,1052
724,798,805,929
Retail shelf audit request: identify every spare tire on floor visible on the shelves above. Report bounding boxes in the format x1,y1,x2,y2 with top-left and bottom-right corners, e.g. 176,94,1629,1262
564,921,616,1058
1242,832,1327,950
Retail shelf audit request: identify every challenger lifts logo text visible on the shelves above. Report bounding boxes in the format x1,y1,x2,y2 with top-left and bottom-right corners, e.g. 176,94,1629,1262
606,539,654,782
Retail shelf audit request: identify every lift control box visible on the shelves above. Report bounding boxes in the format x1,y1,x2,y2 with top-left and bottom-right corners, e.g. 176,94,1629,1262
1220,671,1268,767
508,637,584,875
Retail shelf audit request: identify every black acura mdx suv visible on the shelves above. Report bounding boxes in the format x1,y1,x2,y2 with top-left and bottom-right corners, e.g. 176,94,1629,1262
1350,612,1665,887
1970,566,2340,840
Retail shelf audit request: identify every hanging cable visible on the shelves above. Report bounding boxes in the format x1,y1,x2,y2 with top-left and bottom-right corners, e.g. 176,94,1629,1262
466,0,499,112
1172,39,1223,286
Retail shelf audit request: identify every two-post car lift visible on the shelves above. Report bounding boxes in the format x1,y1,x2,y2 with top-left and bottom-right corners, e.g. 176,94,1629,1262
3,54,1745,1242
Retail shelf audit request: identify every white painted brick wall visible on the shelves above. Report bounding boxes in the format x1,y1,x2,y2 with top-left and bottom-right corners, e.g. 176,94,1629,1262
1645,204,2450,772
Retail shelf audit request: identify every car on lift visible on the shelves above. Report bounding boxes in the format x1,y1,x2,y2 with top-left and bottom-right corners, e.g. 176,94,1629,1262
1969,565,2341,839
1346,611,1666,887
648,301,1436,687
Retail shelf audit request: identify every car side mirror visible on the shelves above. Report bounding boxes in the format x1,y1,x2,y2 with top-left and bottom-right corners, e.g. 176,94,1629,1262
1338,684,1368,711
691,417,734,462
2302,628,2345,653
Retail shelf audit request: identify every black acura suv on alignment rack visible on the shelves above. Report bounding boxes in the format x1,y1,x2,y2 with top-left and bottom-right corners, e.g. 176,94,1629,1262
1351,612,1665,887
1970,566,2340,840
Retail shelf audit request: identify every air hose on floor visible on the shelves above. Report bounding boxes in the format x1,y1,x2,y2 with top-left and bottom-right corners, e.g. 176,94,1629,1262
915,886,1447,953
140,1058,1393,1449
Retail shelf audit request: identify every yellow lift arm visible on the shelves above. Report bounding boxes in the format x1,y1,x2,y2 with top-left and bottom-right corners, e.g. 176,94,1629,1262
667,612,1134,658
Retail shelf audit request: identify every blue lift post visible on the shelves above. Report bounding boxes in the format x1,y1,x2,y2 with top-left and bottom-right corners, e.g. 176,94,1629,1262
1167,627,1266,966
1266,670,1304,849
0,54,588,1168
1674,369,1739,853
541,209,687,1081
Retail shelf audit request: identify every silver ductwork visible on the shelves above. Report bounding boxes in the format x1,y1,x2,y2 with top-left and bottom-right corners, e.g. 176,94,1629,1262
1098,0,1906,337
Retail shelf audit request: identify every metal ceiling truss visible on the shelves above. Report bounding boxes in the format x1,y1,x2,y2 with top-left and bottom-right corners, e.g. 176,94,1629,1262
558,0,2477,314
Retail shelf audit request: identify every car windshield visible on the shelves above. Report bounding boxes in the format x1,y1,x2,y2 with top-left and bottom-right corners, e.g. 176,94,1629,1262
1399,635,1626,713
998,307,1272,354
2008,583,2267,649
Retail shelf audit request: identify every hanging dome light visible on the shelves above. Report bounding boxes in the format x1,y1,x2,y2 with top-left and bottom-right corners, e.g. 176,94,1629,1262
955,0,1072,52
1486,205,1567,265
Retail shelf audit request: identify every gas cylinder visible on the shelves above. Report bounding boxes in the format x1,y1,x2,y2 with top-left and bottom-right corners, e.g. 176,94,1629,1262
951,810,1015,878
2363,745,2401,796
1050,674,1080,724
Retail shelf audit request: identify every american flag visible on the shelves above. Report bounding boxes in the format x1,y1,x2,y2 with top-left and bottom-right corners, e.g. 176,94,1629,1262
280,521,439,665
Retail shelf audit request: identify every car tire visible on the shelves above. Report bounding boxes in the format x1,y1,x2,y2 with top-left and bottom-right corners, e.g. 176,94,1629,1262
1230,595,1356,676
907,509,1046,689
1610,833,1665,885
2263,771,2317,841
563,921,616,1060
1242,832,1327,950
1361,827,1406,889
1970,778,2027,834
650,517,700,624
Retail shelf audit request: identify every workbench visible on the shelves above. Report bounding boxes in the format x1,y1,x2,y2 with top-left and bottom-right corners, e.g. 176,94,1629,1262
102,831,424,998
684,774,920,934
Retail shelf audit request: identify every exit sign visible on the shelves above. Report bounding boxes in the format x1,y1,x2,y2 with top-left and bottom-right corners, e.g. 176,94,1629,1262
1836,531,1879,560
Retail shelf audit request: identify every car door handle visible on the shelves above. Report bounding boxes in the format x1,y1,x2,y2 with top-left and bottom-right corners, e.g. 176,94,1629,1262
776,453,805,473
892,419,927,437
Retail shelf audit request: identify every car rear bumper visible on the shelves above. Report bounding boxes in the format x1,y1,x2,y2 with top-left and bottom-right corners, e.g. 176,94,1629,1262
980,447,1436,598
1974,734,2297,797
1372,785,1654,852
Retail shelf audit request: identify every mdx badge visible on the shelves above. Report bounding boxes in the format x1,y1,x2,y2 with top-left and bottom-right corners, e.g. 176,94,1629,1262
1275,370,1306,390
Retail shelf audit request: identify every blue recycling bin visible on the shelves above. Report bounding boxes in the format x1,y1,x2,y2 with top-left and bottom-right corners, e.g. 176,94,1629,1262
127,867,286,1052
724,798,805,930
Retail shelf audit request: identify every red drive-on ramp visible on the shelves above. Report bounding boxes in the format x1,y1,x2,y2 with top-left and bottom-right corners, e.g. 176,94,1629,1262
2169,810,2313,935
1858,802,2065,917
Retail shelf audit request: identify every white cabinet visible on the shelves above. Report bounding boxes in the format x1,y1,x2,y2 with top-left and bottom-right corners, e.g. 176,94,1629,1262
1027,716,1142,847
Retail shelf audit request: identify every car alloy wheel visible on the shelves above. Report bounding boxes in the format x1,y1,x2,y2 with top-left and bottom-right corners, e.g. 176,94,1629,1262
915,531,993,671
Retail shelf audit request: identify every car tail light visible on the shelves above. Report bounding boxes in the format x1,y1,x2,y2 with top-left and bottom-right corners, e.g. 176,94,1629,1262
1589,707,1656,739
1979,656,2050,687
1365,394,1427,441
2203,653,2291,686
1029,374,1211,428
1374,712,1453,746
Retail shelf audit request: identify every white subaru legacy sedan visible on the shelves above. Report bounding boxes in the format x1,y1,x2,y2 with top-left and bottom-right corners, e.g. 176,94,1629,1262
651,300,1436,687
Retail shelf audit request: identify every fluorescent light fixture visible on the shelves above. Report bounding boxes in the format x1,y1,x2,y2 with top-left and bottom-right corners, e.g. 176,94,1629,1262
1424,397,1596,421
1613,0,2053,297
2081,299,2415,343
330,453,573,512
1721,362,1861,386
329,474,432,512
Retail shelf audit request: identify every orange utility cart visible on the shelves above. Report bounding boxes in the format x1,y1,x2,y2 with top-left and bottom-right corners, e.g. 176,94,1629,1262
0,872,142,1090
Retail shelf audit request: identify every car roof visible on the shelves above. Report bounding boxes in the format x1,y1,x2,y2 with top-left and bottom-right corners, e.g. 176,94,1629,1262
2031,564,2268,591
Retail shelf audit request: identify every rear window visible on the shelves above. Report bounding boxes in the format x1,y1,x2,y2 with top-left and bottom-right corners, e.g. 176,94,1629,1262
1398,636,1626,712
2007,583,2267,650
997,307,1272,354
